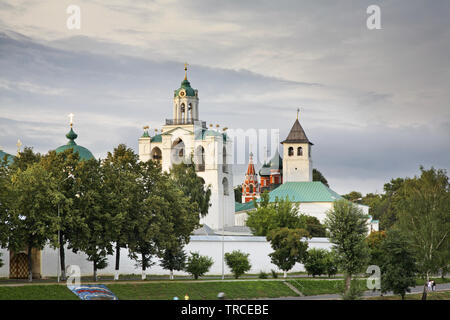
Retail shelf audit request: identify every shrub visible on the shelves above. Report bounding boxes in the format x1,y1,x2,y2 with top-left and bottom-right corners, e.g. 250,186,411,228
324,250,338,278
304,248,328,277
271,269,278,278
225,250,252,279
185,252,213,280
258,271,268,279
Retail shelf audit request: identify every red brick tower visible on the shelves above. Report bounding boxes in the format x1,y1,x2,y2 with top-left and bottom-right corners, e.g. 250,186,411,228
242,152,260,203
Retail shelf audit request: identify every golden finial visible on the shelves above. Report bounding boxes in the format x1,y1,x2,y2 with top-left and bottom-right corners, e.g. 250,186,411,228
184,62,188,80
209,124,213,128
143,125,149,130
154,128,158,133
68,113,74,127
297,108,301,120
16,139,22,157
223,127,228,132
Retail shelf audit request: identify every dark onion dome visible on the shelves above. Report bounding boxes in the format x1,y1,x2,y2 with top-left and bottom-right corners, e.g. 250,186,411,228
55,127,94,161
259,149,283,176
0,148,14,165
281,118,313,145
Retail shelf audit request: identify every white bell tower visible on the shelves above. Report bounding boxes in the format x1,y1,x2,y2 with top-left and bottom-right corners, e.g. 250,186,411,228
172,63,199,125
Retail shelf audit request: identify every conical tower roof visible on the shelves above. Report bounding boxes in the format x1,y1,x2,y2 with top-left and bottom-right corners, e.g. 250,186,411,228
281,119,313,145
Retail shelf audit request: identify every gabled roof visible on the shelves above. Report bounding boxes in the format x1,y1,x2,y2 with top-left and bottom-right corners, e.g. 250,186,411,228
268,182,342,202
281,119,313,145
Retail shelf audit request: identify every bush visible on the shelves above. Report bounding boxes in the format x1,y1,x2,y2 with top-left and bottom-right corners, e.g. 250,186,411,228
271,269,278,278
225,250,252,279
324,250,338,278
185,252,213,280
258,271,268,279
304,248,328,277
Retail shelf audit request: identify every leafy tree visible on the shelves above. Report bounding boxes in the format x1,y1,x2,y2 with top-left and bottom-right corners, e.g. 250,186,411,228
342,191,363,203
70,159,114,281
102,144,140,280
380,229,417,300
304,248,328,277
40,149,81,280
365,230,387,267
160,245,187,280
325,199,370,294
185,251,213,280
313,169,329,187
9,147,41,172
301,215,326,237
266,227,309,278
225,250,252,279
6,162,59,281
324,250,338,278
395,167,450,281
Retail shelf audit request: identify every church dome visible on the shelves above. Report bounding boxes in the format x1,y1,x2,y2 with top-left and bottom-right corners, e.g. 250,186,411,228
174,64,197,98
55,127,94,161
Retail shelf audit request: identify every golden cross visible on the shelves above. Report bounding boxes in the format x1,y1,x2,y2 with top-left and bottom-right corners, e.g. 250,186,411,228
184,62,188,80
16,139,22,156
68,113,74,127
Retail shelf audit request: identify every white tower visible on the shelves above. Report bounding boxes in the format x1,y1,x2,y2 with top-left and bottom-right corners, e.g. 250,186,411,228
138,64,235,230
281,112,313,182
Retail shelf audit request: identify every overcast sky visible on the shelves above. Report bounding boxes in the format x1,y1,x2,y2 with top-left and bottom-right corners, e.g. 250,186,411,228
0,0,449,195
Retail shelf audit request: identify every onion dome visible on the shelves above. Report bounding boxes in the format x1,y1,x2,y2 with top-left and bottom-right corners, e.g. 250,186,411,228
174,63,198,98
55,126,94,161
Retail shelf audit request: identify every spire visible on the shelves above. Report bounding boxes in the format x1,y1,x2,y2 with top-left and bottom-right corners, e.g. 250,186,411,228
281,117,313,145
246,152,256,175
184,62,188,80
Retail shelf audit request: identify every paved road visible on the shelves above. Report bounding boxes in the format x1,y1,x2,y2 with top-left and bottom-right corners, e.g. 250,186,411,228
268,282,450,300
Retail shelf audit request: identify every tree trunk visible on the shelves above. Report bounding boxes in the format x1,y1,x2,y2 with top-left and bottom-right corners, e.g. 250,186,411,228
114,244,120,280
283,271,287,278
93,262,98,282
59,234,66,280
27,245,33,282
345,273,352,294
421,284,427,300
170,270,174,280
142,254,146,280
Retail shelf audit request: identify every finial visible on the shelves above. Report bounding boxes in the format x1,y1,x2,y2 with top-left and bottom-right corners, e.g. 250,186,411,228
209,124,213,128
184,62,188,80
16,139,22,156
68,113,74,127
143,125,149,130
297,108,300,120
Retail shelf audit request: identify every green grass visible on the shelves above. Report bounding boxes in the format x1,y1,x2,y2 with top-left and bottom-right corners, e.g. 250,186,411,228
288,279,367,296
0,285,78,300
367,290,450,300
0,280,297,300
108,280,297,300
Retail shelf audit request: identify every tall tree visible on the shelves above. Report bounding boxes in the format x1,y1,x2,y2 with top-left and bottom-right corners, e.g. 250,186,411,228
102,144,140,280
266,227,309,278
380,229,417,300
395,167,450,281
6,163,59,281
40,149,80,280
325,199,370,294
71,159,114,281
312,168,329,187
366,230,387,267
160,245,187,280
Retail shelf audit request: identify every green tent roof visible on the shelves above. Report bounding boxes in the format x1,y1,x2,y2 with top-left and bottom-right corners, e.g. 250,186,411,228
55,127,94,161
268,182,342,203
0,149,15,165
235,201,256,212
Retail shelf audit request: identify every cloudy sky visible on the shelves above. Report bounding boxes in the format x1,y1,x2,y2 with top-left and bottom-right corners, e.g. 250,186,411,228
0,0,449,195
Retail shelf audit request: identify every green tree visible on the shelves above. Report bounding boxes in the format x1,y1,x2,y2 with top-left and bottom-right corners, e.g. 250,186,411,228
224,250,252,279
6,163,59,281
342,191,363,203
304,248,328,277
380,229,417,300
71,159,114,281
102,144,140,280
266,227,309,278
324,250,338,278
301,215,327,237
366,230,387,267
395,167,450,281
313,168,329,187
234,184,242,203
185,251,213,280
160,245,187,280
325,199,370,294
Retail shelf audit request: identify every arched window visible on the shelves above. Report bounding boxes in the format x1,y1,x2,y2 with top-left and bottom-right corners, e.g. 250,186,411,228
151,147,162,163
297,147,303,156
288,147,294,156
222,177,229,196
195,145,205,172
249,184,254,194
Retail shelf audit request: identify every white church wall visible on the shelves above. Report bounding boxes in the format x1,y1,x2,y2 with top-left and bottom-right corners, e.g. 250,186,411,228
0,237,332,278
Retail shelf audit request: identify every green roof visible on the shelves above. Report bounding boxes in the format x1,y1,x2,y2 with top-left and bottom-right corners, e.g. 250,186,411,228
151,134,162,142
235,201,256,212
268,182,342,203
55,127,94,161
174,79,197,97
0,149,15,166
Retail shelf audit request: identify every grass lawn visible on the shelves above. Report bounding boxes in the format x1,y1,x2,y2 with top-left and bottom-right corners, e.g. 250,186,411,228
367,290,450,300
0,280,297,300
287,279,367,296
0,285,78,300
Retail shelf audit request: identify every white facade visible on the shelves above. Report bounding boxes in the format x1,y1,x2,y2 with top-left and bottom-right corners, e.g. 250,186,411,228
0,237,332,278
282,142,313,182
138,75,235,230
